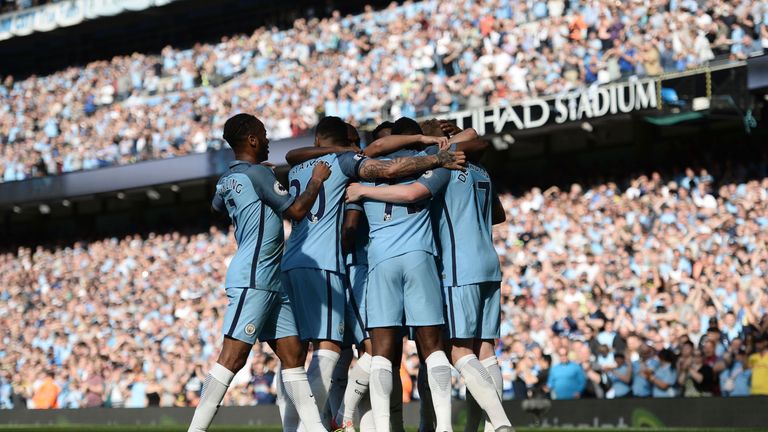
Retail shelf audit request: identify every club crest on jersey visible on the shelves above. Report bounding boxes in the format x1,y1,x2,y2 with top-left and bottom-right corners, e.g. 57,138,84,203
244,323,257,335
274,181,288,196
337,322,345,336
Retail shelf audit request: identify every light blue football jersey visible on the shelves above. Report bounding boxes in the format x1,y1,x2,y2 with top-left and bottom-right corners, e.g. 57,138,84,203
361,149,449,270
427,162,502,286
282,152,365,273
212,161,295,291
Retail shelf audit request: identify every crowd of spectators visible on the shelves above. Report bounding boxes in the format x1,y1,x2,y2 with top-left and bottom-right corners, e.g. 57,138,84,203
488,162,768,400
0,0,54,13
2,0,767,182
1,158,768,409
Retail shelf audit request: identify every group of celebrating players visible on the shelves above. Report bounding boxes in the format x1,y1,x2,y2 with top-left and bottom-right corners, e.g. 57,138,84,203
187,112,514,432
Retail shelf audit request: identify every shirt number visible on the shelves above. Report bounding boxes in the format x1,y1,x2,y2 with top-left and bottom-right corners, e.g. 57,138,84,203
290,179,325,223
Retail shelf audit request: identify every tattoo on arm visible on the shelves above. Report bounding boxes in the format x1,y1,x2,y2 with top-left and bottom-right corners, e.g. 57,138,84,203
435,150,454,166
359,154,439,180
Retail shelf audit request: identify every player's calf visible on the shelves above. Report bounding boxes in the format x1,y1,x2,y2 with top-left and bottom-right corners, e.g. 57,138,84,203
368,327,400,432
308,340,342,426
414,326,453,432
329,347,353,422
188,337,251,432
335,339,373,427
271,336,327,432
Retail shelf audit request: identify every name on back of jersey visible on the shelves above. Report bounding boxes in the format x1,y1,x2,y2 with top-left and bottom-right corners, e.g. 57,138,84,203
219,177,244,194
291,158,331,172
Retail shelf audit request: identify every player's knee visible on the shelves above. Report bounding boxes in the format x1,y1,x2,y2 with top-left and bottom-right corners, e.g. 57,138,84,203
216,337,252,372
372,342,394,359
274,338,307,368
449,340,474,364
415,327,444,356
478,339,495,359
217,349,247,372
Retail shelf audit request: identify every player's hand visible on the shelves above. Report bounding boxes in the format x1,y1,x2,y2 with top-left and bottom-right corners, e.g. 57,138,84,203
419,134,449,149
345,183,364,203
311,161,332,181
437,150,466,170
438,120,462,137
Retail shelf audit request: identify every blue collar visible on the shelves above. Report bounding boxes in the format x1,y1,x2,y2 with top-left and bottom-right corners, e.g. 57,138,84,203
229,160,251,168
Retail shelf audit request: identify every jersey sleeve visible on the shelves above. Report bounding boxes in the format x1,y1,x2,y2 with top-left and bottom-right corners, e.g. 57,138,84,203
246,165,295,213
421,143,456,155
211,193,225,213
345,202,364,212
416,167,451,197
337,151,368,179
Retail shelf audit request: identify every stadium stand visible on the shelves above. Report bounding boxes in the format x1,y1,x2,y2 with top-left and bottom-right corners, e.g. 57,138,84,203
1,0,766,182
0,0,52,13
2,155,767,408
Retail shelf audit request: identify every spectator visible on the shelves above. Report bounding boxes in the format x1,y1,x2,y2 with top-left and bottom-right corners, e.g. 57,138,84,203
546,347,586,400
678,349,716,397
631,345,656,398
0,372,12,409
125,373,148,408
649,349,677,398
250,361,276,405
720,347,751,397
31,371,60,409
749,335,768,395
606,352,632,398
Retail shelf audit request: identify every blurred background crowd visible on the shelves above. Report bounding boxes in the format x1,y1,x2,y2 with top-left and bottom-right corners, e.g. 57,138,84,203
0,0,53,13
2,158,767,409
2,0,767,182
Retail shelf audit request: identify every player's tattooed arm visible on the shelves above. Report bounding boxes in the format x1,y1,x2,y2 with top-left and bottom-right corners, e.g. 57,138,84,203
283,162,332,220
492,193,506,225
362,134,448,158
357,150,465,181
341,208,362,256
346,182,431,204
285,146,352,166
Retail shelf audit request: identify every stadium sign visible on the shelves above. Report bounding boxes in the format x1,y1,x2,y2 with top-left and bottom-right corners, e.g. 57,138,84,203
443,79,658,135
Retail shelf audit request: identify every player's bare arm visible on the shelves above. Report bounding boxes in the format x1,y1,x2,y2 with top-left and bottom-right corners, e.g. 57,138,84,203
362,134,448,158
283,162,332,220
358,150,465,180
447,126,477,142
492,193,506,225
445,127,491,156
341,208,362,256
346,182,431,204
285,145,354,166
